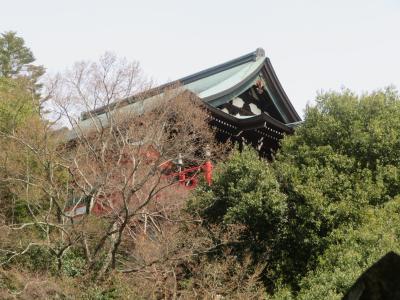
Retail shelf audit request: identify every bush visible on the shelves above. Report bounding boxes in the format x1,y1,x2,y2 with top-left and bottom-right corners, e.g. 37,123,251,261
191,88,400,297
189,146,287,241
271,88,400,286
295,197,400,299
61,248,86,277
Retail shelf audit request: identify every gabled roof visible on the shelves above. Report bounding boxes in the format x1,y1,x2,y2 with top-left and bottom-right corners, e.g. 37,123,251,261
180,48,301,124
73,48,300,141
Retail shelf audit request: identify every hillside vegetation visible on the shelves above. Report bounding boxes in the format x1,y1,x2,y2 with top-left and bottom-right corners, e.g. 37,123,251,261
190,87,400,299
1,32,400,299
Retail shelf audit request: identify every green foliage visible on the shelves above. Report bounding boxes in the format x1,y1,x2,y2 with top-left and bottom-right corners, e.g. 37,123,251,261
0,35,398,298
189,146,287,240
273,87,400,283
61,248,86,277
191,88,400,298
295,197,400,299
0,31,44,108
288,87,400,169
15,245,56,272
0,31,35,78
0,65,50,225
0,77,37,132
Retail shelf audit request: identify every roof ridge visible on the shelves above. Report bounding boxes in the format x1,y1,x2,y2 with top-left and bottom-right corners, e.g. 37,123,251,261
81,48,266,120
175,48,265,86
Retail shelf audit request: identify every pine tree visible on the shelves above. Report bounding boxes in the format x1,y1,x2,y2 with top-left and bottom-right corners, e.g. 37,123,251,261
0,31,35,78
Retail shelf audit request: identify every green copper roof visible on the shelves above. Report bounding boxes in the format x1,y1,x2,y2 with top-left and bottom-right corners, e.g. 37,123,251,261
67,48,300,141
185,56,264,97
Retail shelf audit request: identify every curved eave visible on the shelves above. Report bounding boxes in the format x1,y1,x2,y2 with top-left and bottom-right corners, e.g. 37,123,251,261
193,57,265,105
178,48,265,86
189,58,301,125
262,58,301,122
206,104,293,134
80,48,301,129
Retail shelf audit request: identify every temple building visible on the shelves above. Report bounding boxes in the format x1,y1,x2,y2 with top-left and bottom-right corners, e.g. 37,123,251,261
69,48,301,156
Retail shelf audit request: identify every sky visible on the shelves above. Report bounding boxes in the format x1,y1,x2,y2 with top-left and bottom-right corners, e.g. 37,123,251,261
1,0,400,116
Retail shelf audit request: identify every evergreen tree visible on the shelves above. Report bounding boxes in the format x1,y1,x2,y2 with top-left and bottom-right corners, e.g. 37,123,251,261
0,32,45,115
0,31,35,78
191,87,400,298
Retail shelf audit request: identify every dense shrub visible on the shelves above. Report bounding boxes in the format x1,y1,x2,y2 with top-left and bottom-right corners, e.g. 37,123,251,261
190,88,400,297
273,88,400,285
189,147,287,240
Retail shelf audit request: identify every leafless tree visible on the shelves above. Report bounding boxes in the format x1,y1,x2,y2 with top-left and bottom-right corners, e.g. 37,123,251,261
0,53,217,280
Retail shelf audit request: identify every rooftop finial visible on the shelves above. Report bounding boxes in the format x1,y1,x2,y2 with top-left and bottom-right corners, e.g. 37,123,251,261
255,48,265,58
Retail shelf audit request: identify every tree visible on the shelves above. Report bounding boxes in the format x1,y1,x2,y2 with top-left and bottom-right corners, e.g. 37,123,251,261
0,77,37,132
0,32,45,118
269,197,400,300
189,146,287,242
0,52,216,283
0,31,35,78
272,87,400,284
190,87,400,297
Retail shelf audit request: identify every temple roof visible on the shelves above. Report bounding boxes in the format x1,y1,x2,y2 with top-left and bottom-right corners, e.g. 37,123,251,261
177,48,300,124
69,48,301,141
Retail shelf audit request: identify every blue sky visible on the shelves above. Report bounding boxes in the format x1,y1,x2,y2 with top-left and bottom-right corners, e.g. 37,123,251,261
2,0,400,115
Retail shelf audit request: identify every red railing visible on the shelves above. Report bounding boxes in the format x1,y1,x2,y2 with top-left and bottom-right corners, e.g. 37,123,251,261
65,160,213,217
165,161,213,189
